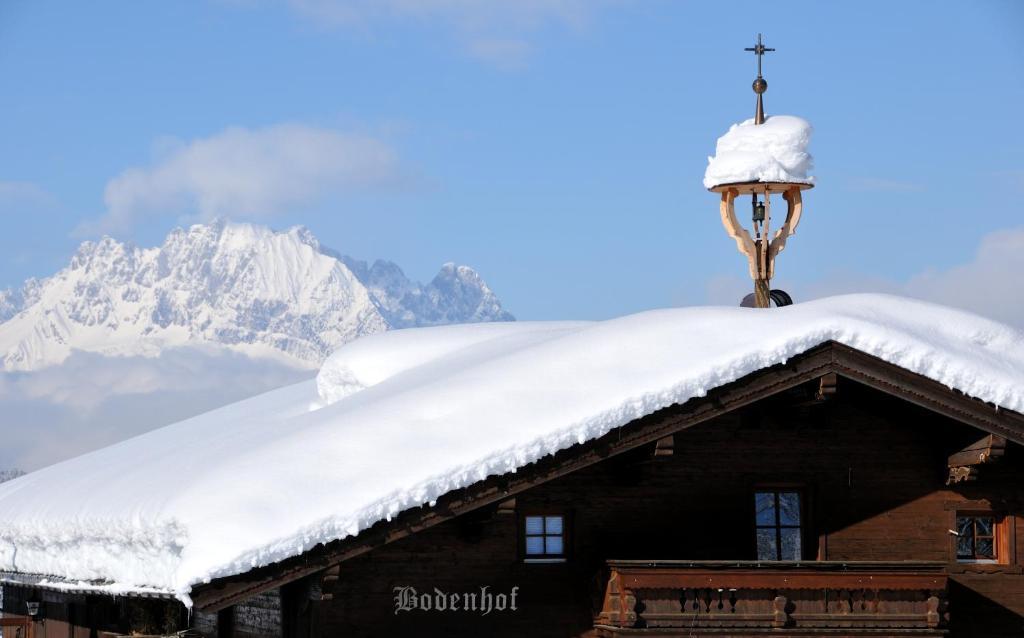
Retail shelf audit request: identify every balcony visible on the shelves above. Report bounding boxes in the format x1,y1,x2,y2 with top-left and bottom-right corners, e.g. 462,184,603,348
595,560,948,636
0,615,30,638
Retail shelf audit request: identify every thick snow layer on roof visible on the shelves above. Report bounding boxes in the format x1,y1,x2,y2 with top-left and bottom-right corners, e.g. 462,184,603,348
1,294,1022,604
703,115,814,189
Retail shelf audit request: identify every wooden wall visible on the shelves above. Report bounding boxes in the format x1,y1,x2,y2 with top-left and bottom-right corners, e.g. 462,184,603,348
0,587,184,638
233,589,282,638
317,379,1024,637
191,589,284,638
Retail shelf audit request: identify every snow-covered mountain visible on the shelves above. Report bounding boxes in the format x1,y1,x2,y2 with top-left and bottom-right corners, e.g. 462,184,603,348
0,221,513,371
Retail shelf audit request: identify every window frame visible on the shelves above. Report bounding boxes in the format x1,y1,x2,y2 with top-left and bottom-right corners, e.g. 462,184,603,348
955,514,997,562
519,510,571,563
753,487,806,562
951,508,1011,566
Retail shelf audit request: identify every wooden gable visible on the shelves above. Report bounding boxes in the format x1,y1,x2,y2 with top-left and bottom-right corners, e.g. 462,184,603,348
190,340,1024,614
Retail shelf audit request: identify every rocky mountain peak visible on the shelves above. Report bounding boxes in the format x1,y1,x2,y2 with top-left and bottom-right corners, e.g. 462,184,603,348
0,221,513,371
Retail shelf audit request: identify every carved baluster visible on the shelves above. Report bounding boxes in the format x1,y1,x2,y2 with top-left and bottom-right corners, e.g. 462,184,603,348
728,589,737,613
866,589,879,615
772,595,789,628
836,589,850,614
688,588,699,612
926,592,941,629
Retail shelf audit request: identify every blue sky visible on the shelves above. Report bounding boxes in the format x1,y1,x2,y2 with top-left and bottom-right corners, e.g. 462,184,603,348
1,0,1022,321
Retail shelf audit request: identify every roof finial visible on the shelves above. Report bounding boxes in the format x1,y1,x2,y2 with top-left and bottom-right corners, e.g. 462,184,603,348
744,33,774,124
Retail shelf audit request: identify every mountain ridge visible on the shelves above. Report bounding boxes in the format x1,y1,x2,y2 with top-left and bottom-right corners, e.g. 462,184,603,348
0,220,513,371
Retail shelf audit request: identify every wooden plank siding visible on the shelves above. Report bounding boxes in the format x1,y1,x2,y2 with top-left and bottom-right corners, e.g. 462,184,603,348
311,378,1024,637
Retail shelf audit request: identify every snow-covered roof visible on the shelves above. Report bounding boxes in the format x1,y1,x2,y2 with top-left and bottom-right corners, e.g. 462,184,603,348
703,115,814,189
1,294,1022,605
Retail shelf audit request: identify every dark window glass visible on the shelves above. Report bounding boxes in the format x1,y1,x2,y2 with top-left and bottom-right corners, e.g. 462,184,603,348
956,515,996,560
525,517,544,535
780,527,802,559
755,492,776,526
525,536,544,554
756,528,777,560
755,491,802,561
524,515,565,559
778,492,801,526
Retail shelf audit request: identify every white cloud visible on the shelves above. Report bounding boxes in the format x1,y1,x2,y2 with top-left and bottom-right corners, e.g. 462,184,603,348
78,123,401,235
0,347,311,471
901,227,1024,328
707,227,1024,329
280,0,611,66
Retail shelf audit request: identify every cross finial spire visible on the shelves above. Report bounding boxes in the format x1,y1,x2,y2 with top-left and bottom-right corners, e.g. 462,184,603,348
744,33,774,78
744,33,775,124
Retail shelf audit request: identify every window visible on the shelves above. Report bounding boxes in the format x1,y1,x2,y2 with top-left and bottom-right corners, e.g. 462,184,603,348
947,504,1014,566
755,490,802,561
524,515,565,561
956,514,997,562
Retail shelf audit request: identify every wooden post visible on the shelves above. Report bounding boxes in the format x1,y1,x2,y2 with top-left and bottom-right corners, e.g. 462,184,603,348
718,185,805,308
754,278,772,308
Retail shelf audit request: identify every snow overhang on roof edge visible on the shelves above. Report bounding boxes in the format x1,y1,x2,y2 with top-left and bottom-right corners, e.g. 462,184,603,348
0,571,177,600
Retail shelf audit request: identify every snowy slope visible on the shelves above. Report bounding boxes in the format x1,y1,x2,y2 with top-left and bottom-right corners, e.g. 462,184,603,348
0,221,513,371
0,294,1022,604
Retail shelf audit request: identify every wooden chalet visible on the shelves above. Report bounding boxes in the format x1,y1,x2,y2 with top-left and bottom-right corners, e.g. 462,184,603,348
2,340,1023,637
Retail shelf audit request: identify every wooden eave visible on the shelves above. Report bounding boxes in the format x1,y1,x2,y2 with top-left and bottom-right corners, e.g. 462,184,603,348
0,571,177,600
190,340,1024,613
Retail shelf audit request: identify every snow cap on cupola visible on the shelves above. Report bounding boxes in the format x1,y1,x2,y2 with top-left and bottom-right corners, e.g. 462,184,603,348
703,33,815,190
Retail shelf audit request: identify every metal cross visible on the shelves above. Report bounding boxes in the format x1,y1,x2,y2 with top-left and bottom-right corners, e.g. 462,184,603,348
744,33,774,78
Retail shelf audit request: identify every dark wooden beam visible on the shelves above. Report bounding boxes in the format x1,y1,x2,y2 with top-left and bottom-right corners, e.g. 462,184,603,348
947,433,1006,484
815,372,838,401
653,435,675,457
317,566,339,602
948,433,1007,468
496,498,516,515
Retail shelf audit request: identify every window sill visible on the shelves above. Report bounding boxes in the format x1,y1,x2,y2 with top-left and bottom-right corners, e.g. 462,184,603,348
957,559,997,564
523,557,567,564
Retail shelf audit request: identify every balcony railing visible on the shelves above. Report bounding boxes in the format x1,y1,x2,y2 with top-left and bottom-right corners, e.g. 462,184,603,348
596,560,948,636
0,615,31,638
